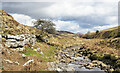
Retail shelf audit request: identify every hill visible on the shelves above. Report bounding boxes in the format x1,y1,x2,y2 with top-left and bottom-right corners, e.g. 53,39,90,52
83,26,120,39
0,10,41,35
0,10,85,71
0,10,120,72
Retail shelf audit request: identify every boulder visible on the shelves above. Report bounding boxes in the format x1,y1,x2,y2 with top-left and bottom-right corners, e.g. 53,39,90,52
40,51,44,55
33,49,37,52
5,42,18,48
4,59,13,64
37,48,41,51
100,62,108,69
23,59,34,66
16,48,25,52
60,59,66,63
109,68,114,72
14,61,19,65
65,54,71,59
77,53,82,57
56,68,63,71
66,58,72,63
79,62,83,65
22,54,26,58
87,63,95,67
6,35,17,39
17,41,25,46
7,39,16,42
4,34,36,48
86,65,94,69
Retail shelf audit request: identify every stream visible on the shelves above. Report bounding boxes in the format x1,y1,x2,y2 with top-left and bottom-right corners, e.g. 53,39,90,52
48,45,107,73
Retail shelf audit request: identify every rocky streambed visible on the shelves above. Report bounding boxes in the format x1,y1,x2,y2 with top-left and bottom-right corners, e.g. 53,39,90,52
48,45,114,73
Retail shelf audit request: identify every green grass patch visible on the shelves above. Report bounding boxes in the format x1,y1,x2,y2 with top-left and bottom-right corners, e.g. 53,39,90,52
22,45,58,62
22,48,47,61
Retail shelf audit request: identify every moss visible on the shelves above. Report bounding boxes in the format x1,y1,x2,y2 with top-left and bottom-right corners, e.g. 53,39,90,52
89,53,104,61
103,53,111,59
114,68,120,73
116,60,120,67
110,55,118,61
22,48,40,56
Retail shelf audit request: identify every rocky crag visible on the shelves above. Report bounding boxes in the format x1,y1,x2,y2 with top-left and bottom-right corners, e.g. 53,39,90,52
2,34,36,52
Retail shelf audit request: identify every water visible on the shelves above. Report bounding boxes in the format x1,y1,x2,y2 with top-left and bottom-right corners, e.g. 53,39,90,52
61,46,106,73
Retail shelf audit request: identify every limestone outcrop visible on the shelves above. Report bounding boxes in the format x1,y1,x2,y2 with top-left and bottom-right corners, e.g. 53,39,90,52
2,34,36,49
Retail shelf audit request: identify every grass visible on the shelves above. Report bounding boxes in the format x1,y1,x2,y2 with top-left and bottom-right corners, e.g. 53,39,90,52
83,26,120,39
22,48,49,62
22,41,58,62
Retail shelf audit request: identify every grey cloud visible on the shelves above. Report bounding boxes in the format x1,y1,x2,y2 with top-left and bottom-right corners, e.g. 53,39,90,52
2,2,54,19
2,2,118,33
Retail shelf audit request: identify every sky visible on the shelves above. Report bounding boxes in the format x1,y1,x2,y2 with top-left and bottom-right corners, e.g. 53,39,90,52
1,0,119,34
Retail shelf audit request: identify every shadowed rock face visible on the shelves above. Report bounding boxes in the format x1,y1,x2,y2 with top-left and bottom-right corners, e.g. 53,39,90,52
2,34,36,48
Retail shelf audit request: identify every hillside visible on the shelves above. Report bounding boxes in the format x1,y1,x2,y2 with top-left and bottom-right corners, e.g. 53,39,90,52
0,10,86,71
0,10,42,35
83,26,120,39
0,10,120,72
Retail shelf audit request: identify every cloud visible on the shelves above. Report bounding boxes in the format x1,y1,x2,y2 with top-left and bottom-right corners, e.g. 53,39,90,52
2,0,119,2
10,13,118,34
3,1,118,33
11,13,36,26
53,20,81,33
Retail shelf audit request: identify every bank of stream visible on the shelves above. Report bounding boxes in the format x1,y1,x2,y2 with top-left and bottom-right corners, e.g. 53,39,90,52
48,45,114,73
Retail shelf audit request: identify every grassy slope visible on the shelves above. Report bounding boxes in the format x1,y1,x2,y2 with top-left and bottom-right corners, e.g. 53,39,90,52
0,10,41,35
1,10,120,71
84,26,120,39
0,10,87,71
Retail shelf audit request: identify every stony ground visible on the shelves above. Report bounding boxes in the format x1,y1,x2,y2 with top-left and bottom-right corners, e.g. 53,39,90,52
1,34,120,72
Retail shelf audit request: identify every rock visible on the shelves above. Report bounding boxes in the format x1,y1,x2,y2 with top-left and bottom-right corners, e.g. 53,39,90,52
109,68,114,72
66,58,72,63
40,51,44,55
79,62,83,65
84,56,88,59
60,59,66,63
92,60,102,64
23,59,34,66
14,61,19,65
6,49,11,53
16,48,25,52
17,26,22,29
6,35,17,39
74,58,79,61
33,49,37,52
65,66,75,71
37,48,41,51
56,68,63,71
31,47,34,49
77,54,82,57
5,59,13,64
87,63,95,67
92,60,108,70
7,39,16,42
4,24,8,28
4,34,36,48
65,54,71,59
100,62,108,69
22,54,26,58
85,65,94,69
17,41,25,47
48,62,75,71
5,42,17,48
